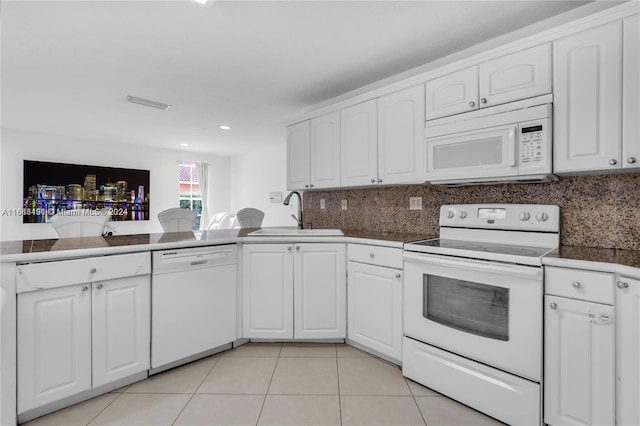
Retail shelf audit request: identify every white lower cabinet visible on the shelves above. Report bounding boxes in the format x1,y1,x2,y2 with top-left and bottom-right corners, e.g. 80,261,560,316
16,253,150,415
243,243,346,340
17,284,92,413
544,266,616,426
616,276,640,425
347,261,402,362
92,275,150,387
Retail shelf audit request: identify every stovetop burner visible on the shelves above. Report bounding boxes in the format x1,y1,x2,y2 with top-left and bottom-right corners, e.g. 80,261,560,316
413,239,552,258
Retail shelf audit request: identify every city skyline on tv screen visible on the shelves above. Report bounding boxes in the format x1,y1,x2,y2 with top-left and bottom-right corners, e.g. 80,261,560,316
23,160,150,223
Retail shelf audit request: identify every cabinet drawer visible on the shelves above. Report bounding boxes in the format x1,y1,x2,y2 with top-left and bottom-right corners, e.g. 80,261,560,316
348,244,402,269
545,266,614,304
17,252,151,293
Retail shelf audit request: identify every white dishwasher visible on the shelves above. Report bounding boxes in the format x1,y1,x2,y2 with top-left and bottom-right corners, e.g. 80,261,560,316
151,245,237,371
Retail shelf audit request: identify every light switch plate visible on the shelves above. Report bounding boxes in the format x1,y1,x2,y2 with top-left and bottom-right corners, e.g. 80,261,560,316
341,199,348,210
320,199,326,209
269,192,283,203
410,197,423,210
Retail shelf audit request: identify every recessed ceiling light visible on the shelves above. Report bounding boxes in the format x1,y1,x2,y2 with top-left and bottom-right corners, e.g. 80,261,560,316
126,95,171,110
180,143,189,147
192,0,208,5
220,125,232,130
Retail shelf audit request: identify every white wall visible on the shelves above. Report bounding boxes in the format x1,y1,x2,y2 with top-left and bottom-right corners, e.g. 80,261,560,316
0,127,231,241
229,143,297,228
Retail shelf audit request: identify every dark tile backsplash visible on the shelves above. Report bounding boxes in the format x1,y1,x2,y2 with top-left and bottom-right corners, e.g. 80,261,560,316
303,173,640,250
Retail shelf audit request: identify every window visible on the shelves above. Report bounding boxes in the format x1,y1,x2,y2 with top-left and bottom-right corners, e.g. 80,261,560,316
178,162,201,230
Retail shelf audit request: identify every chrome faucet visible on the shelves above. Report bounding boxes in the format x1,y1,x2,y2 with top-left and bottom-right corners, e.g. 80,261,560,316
283,191,303,229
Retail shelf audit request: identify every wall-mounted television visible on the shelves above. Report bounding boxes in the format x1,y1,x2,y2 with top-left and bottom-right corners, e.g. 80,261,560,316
23,160,150,223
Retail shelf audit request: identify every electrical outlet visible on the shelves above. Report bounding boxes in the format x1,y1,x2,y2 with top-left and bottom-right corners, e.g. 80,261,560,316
341,199,348,210
410,197,423,210
320,199,326,209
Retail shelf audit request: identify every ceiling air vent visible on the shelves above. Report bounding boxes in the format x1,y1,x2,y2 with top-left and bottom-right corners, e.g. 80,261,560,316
126,95,172,110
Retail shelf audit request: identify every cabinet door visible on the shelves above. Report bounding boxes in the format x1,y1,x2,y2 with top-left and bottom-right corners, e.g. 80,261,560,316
341,100,378,187
92,275,150,388
378,85,425,184
294,244,346,339
479,43,551,107
243,244,294,339
287,121,310,190
623,15,640,169
310,111,341,189
425,67,478,120
347,262,402,361
17,285,92,413
616,276,640,426
544,295,615,426
553,22,622,173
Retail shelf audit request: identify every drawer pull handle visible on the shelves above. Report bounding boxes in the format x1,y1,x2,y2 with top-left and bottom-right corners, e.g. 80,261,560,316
96,283,104,289
81,285,89,292
549,302,557,310
572,282,581,289
369,253,375,258
89,268,97,274
395,273,401,279
617,281,629,289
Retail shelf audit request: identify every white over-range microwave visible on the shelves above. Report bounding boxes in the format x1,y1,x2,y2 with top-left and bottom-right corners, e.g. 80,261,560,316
425,101,555,185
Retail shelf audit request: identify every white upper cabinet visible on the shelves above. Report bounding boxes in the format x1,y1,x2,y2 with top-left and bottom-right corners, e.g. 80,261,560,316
623,15,640,169
286,121,310,190
425,44,551,120
341,100,378,187
425,67,478,119
378,85,425,184
478,43,551,107
553,22,623,173
310,111,341,189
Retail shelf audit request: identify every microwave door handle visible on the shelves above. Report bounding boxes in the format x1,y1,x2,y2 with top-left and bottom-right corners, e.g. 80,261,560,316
508,127,517,167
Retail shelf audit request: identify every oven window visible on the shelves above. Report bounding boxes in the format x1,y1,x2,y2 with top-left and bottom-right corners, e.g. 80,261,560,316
423,275,509,341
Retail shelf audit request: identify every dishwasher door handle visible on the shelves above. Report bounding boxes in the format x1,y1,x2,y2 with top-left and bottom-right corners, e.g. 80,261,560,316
162,251,231,265
190,260,208,266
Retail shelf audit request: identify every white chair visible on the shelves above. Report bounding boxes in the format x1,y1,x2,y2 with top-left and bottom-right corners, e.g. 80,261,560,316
207,212,227,230
50,209,110,238
236,207,264,228
158,208,197,232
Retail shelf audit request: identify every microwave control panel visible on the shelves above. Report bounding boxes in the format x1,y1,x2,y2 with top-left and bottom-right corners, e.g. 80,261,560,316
518,118,551,172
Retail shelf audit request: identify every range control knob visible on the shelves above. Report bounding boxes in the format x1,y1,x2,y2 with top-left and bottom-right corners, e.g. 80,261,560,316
519,212,531,221
459,211,467,219
535,212,549,222
447,209,455,219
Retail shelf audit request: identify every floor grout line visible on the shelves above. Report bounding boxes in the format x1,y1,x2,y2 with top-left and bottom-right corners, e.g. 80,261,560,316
170,355,221,426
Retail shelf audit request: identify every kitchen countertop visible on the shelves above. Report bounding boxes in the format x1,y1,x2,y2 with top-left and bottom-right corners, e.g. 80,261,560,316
2,229,637,276
543,246,640,278
0,228,431,263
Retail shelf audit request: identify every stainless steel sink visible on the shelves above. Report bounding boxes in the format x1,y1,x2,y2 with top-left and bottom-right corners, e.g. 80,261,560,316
247,228,344,236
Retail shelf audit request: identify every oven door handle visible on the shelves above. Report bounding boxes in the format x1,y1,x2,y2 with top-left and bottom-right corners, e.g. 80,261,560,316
403,252,541,278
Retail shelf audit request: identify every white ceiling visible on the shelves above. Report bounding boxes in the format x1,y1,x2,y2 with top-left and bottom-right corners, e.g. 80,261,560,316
1,0,617,157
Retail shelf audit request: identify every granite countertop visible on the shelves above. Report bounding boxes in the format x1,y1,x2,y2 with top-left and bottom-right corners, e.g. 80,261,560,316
2,229,637,276
544,246,640,278
0,228,433,263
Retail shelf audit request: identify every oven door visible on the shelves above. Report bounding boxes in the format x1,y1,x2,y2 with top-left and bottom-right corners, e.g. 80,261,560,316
403,252,542,381
426,124,517,182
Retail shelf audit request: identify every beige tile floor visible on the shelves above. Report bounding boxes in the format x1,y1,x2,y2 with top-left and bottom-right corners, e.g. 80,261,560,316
23,343,505,426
